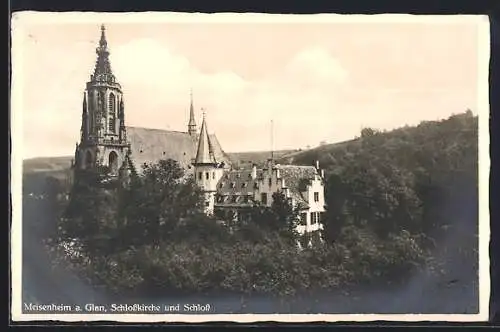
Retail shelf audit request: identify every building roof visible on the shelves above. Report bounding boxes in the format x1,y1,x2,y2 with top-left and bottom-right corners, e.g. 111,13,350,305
125,126,232,173
194,115,217,165
215,169,261,207
279,165,318,191
213,164,320,210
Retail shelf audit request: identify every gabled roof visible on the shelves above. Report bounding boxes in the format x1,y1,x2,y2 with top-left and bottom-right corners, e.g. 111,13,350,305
125,126,231,173
278,165,318,192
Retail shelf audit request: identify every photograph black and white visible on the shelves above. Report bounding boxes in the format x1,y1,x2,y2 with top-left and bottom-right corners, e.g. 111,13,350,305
10,12,490,322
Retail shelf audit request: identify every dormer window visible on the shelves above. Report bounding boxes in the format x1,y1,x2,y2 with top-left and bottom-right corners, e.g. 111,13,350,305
242,182,247,188
230,182,235,188
219,183,224,189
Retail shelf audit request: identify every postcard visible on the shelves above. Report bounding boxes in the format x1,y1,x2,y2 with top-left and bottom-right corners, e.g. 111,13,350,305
10,11,491,323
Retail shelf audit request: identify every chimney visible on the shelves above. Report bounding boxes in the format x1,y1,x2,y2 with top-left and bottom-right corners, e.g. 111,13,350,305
321,169,325,178
251,164,257,180
315,160,320,170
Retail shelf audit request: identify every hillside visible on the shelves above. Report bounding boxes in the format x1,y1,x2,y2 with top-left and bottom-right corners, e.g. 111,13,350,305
23,149,302,176
277,110,479,299
227,149,297,168
23,156,73,174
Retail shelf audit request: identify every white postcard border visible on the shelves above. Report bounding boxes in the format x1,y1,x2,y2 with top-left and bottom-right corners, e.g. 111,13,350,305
10,12,491,323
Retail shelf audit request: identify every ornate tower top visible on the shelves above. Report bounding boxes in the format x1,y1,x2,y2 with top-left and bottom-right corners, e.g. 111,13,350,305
188,89,197,136
194,111,216,165
91,24,117,84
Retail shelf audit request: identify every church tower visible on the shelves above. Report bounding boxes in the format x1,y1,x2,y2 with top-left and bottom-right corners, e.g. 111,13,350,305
74,25,130,177
192,113,223,215
187,90,197,136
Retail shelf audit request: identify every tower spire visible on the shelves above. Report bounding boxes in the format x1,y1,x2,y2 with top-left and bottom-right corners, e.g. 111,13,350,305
194,110,216,165
270,119,274,161
188,88,197,136
92,24,115,83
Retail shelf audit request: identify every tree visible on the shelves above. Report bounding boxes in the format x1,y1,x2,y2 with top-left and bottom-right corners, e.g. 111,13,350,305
243,192,300,246
120,159,206,246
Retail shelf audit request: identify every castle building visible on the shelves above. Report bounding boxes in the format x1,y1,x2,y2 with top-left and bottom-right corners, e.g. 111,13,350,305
73,25,326,242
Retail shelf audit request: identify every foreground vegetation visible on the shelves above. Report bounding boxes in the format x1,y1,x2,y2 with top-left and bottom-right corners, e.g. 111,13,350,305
42,111,478,298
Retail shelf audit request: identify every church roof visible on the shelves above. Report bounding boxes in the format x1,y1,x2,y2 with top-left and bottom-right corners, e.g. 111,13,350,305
125,126,231,173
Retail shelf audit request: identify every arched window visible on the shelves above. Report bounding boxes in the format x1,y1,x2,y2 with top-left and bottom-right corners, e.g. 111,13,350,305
108,93,116,133
108,151,118,173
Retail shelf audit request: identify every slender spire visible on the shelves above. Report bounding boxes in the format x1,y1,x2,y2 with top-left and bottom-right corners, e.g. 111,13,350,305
194,110,216,165
92,24,115,83
270,119,274,161
188,88,197,135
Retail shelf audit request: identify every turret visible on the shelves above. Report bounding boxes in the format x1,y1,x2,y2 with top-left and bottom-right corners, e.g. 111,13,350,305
192,112,223,215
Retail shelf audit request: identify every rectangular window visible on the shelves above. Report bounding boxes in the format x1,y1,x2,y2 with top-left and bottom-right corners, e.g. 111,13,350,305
198,172,202,180
205,201,210,207
206,172,209,180
212,172,215,179
261,193,268,205
314,192,319,202
268,178,272,187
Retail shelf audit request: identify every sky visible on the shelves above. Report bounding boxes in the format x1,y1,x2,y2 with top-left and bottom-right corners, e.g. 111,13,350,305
12,13,486,159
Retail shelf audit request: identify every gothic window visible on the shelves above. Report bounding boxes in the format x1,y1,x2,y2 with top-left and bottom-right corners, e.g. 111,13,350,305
314,192,319,202
108,93,116,133
108,151,119,174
